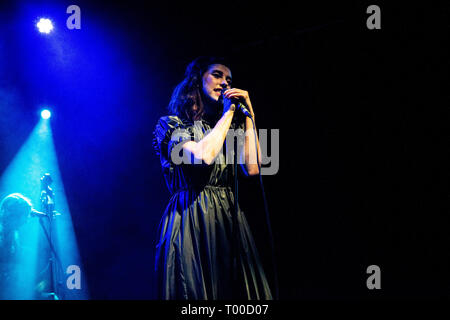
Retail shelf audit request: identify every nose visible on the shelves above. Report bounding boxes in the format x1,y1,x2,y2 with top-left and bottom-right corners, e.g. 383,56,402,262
220,80,228,89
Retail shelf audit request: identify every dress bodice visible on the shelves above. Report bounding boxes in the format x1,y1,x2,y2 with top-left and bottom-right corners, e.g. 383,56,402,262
154,115,244,194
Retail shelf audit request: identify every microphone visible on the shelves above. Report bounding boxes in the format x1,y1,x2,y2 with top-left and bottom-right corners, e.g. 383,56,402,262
30,209,62,218
31,208,48,218
235,101,253,119
220,89,253,119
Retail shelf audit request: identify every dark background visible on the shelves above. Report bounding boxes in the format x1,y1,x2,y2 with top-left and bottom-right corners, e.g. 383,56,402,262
0,0,449,299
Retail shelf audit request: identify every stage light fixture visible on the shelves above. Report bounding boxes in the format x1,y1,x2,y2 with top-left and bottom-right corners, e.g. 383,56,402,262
36,18,54,34
41,109,51,119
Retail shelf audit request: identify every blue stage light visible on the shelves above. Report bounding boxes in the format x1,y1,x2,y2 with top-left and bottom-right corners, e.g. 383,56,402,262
36,18,54,34
41,109,51,119
0,118,89,299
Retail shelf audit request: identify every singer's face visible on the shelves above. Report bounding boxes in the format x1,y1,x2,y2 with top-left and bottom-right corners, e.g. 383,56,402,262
202,64,232,102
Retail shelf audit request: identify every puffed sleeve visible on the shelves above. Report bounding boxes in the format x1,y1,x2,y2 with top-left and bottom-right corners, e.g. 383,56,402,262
153,116,194,166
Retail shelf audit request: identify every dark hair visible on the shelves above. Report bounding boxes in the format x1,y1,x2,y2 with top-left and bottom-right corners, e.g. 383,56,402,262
0,193,32,241
168,56,230,121
0,193,32,218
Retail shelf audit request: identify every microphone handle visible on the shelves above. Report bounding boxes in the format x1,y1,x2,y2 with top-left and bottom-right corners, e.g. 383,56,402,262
221,88,253,118
31,208,48,217
235,101,253,118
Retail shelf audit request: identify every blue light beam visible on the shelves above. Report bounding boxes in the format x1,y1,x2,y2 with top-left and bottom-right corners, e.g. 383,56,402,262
0,118,88,299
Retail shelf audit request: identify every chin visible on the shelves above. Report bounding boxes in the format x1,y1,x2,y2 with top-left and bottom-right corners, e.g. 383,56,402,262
209,94,219,102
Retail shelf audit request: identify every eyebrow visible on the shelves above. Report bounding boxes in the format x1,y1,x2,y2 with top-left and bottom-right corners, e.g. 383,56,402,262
212,69,232,82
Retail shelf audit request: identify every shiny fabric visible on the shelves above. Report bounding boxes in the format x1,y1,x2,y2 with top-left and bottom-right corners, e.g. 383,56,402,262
153,115,272,300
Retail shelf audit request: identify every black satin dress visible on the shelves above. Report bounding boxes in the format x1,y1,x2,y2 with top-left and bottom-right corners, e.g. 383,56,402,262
153,115,272,300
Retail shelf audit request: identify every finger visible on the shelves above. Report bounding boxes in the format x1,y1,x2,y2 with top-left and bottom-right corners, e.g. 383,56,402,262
226,93,246,99
224,88,242,94
224,90,243,98
223,89,236,97
225,90,248,99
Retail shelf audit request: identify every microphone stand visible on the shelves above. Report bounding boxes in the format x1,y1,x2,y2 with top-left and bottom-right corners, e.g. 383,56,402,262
39,174,62,300
233,112,279,300
231,122,241,298
225,93,278,299
219,90,242,298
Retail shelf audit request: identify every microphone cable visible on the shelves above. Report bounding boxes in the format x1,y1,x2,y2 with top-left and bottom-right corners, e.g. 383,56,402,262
249,116,279,300
221,89,279,299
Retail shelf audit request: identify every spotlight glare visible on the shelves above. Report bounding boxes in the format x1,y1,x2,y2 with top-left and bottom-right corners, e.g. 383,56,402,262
36,18,54,34
41,110,51,119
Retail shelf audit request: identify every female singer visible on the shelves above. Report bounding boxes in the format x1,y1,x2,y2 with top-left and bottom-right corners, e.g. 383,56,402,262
153,56,272,299
0,193,33,299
